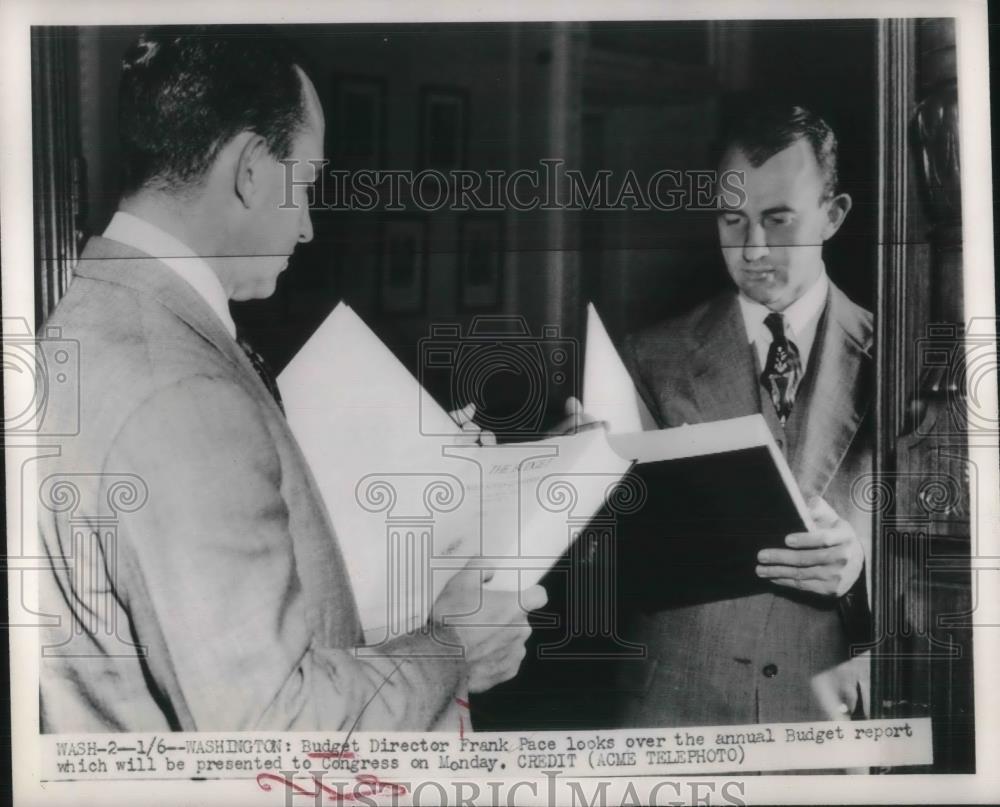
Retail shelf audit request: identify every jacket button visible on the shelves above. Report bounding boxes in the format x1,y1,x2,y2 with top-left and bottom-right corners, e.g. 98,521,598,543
762,663,778,678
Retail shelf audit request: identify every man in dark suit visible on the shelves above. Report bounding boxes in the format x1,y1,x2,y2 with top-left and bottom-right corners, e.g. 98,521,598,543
38,27,542,732
615,105,872,726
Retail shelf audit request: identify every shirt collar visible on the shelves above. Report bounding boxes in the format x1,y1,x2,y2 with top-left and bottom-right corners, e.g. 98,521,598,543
737,268,829,345
102,211,237,339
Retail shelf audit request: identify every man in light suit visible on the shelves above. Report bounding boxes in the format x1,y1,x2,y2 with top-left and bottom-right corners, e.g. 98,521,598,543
615,106,872,726
38,27,541,732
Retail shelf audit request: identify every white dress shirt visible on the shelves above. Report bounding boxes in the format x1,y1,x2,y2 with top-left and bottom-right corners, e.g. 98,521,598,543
737,269,829,374
103,211,237,339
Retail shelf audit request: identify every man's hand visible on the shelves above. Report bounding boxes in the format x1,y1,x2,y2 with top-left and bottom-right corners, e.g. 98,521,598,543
449,403,497,446
432,568,546,693
811,652,870,721
546,396,606,437
755,497,864,597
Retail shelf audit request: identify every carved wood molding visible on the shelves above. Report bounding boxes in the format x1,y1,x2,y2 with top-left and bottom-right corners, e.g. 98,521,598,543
876,18,918,464
873,18,973,772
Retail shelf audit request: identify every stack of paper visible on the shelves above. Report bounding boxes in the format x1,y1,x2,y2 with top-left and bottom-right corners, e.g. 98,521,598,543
278,303,630,642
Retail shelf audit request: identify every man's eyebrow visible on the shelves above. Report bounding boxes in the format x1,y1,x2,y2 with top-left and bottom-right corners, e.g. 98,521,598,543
761,204,795,216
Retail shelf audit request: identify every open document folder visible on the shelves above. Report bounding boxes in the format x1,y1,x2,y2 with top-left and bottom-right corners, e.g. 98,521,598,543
277,303,631,641
581,302,816,606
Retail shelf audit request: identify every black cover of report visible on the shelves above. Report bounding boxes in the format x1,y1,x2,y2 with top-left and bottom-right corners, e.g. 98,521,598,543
606,415,812,609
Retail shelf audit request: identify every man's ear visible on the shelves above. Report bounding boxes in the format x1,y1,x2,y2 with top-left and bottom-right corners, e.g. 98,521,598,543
822,192,853,240
234,133,269,209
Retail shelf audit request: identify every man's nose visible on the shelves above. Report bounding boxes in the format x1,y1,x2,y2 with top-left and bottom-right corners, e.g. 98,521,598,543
298,204,314,244
742,221,769,263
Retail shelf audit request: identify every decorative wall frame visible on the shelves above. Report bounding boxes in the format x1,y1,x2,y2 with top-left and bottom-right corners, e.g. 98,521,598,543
378,216,428,314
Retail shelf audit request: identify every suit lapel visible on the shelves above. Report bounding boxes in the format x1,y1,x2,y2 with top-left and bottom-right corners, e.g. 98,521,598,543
788,283,873,498
690,293,763,423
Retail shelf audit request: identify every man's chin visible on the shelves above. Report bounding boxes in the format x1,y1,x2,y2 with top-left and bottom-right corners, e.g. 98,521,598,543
256,276,281,299
738,282,778,303
231,277,280,302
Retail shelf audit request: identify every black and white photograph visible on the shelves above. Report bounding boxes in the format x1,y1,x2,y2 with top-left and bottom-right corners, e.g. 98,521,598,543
2,1,998,805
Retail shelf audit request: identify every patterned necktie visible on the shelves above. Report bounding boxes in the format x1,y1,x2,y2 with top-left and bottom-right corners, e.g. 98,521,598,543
760,312,802,426
237,334,285,415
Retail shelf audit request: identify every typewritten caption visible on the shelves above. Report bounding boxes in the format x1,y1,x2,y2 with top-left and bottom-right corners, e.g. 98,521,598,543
42,719,932,786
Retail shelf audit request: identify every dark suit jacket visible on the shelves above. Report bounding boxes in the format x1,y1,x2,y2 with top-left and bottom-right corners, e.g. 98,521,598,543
38,237,465,731
614,280,873,726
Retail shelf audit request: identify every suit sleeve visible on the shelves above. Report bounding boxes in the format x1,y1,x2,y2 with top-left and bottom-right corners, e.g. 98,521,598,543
104,374,465,731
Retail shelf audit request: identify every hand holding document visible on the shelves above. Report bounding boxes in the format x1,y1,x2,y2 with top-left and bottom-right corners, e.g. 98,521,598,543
433,569,547,692
580,303,816,607
278,303,630,641
279,301,821,636
456,426,631,591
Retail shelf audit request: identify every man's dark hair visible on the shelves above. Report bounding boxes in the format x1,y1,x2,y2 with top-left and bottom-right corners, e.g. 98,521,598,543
118,25,308,196
720,104,839,200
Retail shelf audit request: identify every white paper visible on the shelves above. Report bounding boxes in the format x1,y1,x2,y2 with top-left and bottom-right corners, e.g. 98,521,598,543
583,302,657,433
279,303,630,639
279,303,477,640
455,429,631,591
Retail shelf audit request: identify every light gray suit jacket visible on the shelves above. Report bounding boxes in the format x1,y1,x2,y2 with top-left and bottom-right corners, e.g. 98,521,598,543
38,237,465,732
615,281,873,726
